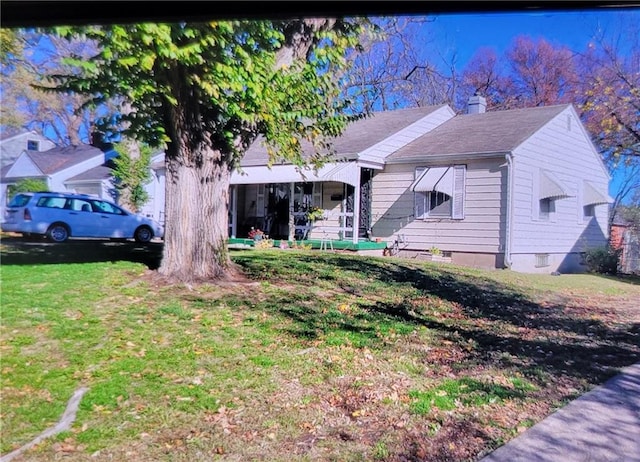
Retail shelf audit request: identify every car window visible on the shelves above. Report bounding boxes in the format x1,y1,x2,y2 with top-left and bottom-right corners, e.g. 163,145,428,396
7,194,32,207
70,199,93,212
36,196,67,209
92,200,124,215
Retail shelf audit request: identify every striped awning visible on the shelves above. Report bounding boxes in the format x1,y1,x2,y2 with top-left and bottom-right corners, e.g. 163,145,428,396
584,181,613,205
540,170,572,200
411,167,454,196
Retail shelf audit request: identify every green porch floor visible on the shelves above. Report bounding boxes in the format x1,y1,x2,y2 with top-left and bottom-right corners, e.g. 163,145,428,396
228,237,387,251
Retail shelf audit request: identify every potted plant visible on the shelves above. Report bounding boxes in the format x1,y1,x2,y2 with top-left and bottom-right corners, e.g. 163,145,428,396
248,227,265,241
305,206,325,222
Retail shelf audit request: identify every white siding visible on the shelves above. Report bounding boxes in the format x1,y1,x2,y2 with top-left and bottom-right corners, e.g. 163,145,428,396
0,132,55,168
371,158,506,253
4,155,42,177
510,106,609,272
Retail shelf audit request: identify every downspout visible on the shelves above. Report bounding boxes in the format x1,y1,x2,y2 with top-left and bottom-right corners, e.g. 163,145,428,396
504,153,514,269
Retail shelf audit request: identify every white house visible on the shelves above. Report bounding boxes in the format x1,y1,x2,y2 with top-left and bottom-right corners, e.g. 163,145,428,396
1,98,612,273
0,130,55,168
0,144,112,217
378,97,612,273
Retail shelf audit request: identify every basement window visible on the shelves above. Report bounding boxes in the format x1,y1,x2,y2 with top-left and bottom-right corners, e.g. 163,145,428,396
535,254,550,268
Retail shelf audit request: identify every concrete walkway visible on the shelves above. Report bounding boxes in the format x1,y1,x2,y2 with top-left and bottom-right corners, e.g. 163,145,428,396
480,362,640,462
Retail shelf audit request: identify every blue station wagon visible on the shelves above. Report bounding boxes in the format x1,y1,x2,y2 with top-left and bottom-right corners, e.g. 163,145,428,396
1,192,164,243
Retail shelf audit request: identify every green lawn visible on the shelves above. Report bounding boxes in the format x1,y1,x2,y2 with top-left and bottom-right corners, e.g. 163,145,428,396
1,242,639,462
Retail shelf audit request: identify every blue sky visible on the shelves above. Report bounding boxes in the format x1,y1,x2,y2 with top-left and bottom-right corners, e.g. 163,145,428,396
408,7,639,202
426,8,637,67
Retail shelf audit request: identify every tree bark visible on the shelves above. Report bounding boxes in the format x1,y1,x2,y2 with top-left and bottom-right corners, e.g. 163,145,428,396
159,138,233,282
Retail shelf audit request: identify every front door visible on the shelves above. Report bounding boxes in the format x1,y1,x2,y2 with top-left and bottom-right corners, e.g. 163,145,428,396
343,168,372,239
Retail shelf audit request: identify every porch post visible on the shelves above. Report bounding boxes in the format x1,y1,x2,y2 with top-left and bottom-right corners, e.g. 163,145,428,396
288,182,295,241
352,168,361,245
230,185,237,238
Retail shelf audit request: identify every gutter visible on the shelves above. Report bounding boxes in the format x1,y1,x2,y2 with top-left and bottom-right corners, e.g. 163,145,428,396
385,151,510,165
504,153,514,269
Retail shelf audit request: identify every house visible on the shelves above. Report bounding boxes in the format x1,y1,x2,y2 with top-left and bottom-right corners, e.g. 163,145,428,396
0,140,166,224
1,97,612,274
229,96,612,273
0,143,114,216
377,97,612,273
610,214,640,274
1,130,55,168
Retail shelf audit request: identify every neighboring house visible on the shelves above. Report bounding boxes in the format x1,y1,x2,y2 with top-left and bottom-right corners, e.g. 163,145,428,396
0,144,115,217
0,142,167,225
610,215,640,274
0,130,56,168
138,151,166,224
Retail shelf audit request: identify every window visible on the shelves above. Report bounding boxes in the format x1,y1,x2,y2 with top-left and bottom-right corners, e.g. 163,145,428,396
413,165,465,219
427,191,452,217
27,139,39,151
583,204,595,220
36,196,66,209
535,254,550,268
539,198,554,220
92,200,125,215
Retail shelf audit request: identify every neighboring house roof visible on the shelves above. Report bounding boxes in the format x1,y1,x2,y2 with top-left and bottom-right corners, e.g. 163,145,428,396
26,144,105,175
66,164,114,183
387,104,569,161
241,105,448,166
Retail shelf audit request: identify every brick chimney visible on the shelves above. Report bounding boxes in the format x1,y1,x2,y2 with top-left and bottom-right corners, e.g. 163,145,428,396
467,94,487,114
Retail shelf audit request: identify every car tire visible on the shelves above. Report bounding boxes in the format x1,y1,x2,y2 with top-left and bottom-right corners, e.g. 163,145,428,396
134,226,153,243
47,223,70,243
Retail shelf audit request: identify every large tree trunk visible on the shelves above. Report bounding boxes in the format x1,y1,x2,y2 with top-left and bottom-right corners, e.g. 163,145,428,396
158,139,233,282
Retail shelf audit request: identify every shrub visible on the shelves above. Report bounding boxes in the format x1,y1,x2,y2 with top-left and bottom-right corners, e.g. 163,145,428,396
7,178,48,200
583,246,620,275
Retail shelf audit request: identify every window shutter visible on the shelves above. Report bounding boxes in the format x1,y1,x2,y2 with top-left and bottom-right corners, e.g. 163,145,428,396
452,165,466,219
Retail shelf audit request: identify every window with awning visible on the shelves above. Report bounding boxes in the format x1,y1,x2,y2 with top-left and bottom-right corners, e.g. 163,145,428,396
537,170,572,221
539,170,572,200
413,165,466,219
582,180,612,221
583,181,612,206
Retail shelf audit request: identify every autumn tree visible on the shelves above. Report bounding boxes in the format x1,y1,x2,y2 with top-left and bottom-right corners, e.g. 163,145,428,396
574,19,640,164
0,29,107,145
345,16,455,112
50,19,365,282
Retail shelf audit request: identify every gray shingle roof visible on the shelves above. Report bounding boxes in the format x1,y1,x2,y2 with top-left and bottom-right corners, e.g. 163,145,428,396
66,164,113,182
241,105,447,166
387,104,570,161
27,144,104,174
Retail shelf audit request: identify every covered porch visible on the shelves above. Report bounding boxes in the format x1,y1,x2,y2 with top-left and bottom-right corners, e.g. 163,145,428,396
228,161,380,246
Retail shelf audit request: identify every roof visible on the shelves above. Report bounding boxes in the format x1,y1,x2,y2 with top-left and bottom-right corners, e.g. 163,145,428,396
241,105,447,166
26,144,105,174
387,104,570,161
0,128,37,142
66,164,113,183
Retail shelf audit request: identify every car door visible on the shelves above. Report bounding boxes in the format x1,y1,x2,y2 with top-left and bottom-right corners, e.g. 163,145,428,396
90,199,133,238
66,198,95,237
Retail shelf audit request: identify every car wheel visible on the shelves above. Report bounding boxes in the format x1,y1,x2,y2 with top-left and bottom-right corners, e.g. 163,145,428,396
47,223,69,243
134,226,153,243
